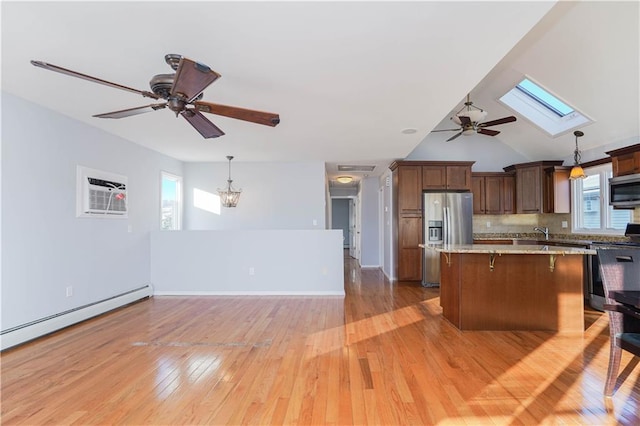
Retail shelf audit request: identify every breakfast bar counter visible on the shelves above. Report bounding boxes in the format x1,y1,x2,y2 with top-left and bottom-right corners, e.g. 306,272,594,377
429,244,595,333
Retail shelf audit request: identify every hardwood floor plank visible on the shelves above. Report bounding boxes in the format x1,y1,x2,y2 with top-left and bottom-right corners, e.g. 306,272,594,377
1,254,638,424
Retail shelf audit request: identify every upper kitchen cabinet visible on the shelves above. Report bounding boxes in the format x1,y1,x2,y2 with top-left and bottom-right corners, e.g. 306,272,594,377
396,165,422,215
607,144,640,176
504,161,566,214
422,162,474,190
471,172,516,215
544,166,571,214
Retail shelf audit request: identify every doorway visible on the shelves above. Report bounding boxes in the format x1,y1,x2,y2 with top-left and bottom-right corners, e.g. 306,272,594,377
331,197,358,260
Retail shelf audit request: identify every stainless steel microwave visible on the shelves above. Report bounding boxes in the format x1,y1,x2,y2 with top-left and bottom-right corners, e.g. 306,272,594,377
609,173,640,207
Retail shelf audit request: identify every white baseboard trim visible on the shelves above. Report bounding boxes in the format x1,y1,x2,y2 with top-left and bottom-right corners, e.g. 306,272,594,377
360,265,381,269
154,290,345,297
1,285,153,351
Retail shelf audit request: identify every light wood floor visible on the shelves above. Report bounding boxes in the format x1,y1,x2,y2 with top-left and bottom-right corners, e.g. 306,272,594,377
2,254,639,425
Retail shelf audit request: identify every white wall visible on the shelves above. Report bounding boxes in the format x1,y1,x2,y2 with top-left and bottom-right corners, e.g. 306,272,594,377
358,177,381,267
183,161,326,230
151,230,344,295
406,135,529,171
1,92,182,331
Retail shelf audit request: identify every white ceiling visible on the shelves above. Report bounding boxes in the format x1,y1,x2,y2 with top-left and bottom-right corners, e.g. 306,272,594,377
2,2,638,183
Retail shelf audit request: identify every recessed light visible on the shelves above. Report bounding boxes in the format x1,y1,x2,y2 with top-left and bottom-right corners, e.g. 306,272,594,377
401,128,417,134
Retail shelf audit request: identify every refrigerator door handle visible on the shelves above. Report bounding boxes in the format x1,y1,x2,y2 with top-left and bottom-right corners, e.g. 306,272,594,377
443,206,450,245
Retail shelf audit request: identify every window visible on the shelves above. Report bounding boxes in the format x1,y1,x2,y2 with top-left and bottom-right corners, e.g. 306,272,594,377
572,164,632,234
499,76,593,137
161,172,182,230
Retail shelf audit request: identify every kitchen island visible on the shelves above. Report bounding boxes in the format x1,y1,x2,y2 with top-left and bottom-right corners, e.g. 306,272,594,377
431,244,595,333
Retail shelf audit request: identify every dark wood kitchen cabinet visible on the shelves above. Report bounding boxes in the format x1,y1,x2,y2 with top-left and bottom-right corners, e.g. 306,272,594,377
502,174,516,214
471,172,515,215
504,161,565,214
544,166,571,214
422,163,473,190
391,163,423,281
607,144,640,176
390,160,474,281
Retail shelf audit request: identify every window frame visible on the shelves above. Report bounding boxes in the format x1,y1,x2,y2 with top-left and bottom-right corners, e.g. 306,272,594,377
571,163,632,235
160,171,183,231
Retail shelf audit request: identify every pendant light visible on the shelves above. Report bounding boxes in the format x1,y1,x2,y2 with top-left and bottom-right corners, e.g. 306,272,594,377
217,156,242,207
569,130,587,180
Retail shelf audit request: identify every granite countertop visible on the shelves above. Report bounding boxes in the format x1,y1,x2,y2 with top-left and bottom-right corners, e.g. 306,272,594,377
421,244,596,255
473,233,630,246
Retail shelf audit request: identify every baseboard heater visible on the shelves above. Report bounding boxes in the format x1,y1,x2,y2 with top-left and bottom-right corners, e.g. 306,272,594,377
0,285,153,351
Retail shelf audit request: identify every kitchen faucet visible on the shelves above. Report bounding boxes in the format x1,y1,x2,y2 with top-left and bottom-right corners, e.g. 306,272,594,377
534,226,549,241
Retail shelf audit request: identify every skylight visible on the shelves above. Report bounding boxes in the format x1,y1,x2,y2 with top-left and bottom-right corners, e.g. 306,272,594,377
516,78,574,117
499,77,592,137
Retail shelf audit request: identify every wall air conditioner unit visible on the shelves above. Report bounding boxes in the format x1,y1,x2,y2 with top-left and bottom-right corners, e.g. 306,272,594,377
77,166,128,218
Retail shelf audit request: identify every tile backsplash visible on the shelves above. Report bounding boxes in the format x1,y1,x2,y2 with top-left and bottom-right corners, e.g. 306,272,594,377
473,213,571,235
473,208,639,242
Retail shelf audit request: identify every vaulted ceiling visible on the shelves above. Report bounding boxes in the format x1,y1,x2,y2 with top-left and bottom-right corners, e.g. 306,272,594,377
2,2,638,182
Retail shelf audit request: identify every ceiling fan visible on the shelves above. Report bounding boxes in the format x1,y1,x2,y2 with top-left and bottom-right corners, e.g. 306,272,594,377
30,54,280,138
431,94,516,142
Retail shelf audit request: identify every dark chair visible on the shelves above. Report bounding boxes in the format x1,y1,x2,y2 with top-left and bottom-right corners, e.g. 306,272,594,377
597,248,640,396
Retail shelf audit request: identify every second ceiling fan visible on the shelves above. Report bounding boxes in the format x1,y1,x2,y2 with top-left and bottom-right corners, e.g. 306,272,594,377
432,94,516,142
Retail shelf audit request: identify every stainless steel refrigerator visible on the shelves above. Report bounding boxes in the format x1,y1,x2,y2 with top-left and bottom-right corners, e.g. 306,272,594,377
422,192,473,287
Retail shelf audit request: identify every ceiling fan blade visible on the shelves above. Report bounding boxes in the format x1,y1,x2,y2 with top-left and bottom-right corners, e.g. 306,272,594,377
93,103,167,119
458,115,472,126
446,132,463,142
181,109,225,138
30,60,161,100
478,128,500,137
171,57,221,103
479,116,517,127
194,101,280,127
431,128,461,133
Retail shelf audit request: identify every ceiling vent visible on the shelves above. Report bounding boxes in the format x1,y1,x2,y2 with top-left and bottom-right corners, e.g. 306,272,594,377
337,165,376,172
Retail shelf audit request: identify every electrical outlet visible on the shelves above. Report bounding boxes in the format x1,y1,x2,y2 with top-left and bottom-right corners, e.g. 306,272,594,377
562,221,568,228
486,221,491,228
66,286,73,297
249,267,255,276
312,219,318,226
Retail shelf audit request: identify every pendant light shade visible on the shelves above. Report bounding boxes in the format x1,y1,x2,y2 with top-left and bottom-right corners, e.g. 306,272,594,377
569,130,587,180
218,156,242,207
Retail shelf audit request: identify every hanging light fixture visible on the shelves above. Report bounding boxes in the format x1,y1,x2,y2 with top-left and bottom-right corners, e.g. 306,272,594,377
218,156,242,207
452,94,488,135
569,130,587,180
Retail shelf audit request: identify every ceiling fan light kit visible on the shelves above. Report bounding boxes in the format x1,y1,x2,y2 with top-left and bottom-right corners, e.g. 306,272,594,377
431,94,516,142
30,54,280,138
